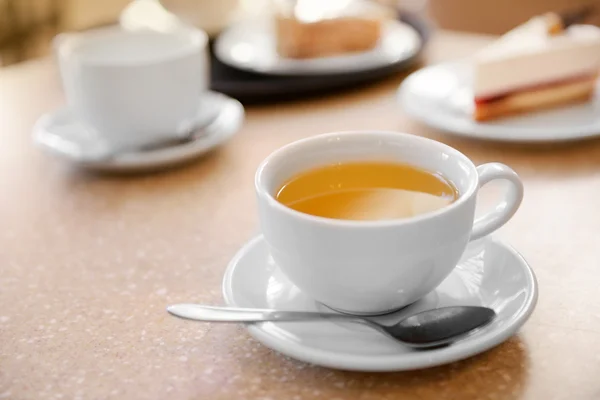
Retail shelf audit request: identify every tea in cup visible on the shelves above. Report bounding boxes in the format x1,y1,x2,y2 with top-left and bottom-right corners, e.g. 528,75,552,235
255,131,524,315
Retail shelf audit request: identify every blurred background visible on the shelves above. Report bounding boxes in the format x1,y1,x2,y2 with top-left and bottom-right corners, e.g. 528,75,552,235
1,0,598,67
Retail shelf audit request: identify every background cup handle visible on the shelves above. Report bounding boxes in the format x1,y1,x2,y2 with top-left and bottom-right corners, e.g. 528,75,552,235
470,163,524,242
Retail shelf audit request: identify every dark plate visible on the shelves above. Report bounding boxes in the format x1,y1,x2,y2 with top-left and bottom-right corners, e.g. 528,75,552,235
209,12,431,103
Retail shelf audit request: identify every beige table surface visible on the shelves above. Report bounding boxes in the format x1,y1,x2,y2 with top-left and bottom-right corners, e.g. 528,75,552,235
2,30,600,400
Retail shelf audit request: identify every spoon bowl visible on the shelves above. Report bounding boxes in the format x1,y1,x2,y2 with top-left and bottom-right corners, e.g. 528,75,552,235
166,304,496,349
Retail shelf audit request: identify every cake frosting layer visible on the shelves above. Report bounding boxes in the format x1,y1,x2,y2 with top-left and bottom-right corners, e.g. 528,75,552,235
474,23,600,98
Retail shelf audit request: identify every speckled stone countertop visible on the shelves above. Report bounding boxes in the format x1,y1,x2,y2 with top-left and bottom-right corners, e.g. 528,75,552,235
2,31,600,400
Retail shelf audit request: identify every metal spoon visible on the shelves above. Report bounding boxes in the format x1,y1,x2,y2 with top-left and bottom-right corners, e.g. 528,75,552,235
166,304,496,349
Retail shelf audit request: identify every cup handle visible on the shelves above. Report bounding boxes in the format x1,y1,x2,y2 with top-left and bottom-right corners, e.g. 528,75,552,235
470,163,524,242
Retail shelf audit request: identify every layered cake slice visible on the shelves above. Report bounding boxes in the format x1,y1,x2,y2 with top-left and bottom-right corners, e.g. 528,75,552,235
473,12,600,121
273,0,394,59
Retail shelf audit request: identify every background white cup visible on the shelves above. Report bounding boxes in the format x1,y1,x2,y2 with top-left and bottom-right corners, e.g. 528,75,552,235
54,25,208,150
255,131,524,315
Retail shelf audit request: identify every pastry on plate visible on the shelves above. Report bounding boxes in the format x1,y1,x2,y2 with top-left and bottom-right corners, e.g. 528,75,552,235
273,0,394,59
473,12,600,121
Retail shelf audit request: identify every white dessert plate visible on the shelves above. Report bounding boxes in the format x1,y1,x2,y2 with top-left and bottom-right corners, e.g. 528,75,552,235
33,91,244,173
222,235,538,372
214,17,422,76
398,61,600,142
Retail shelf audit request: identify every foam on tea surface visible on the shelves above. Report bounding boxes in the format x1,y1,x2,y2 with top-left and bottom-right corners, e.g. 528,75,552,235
276,161,458,221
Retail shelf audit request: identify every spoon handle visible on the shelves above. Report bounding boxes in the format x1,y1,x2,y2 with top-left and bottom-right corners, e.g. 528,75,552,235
167,304,358,323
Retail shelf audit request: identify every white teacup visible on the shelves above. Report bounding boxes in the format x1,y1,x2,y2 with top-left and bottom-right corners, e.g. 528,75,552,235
255,131,524,315
54,25,208,150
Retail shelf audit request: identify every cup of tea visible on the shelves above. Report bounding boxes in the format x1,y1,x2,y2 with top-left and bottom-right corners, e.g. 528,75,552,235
53,25,209,151
255,131,524,315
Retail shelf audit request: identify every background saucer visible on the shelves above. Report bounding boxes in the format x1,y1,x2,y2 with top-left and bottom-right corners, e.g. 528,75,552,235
34,91,244,173
398,61,600,142
222,235,538,371
215,17,421,75
210,12,429,102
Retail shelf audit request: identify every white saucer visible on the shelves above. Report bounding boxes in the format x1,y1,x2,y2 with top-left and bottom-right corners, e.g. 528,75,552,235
214,17,422,76
398,61,600,142
222,235,537,371
33,91,244,173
